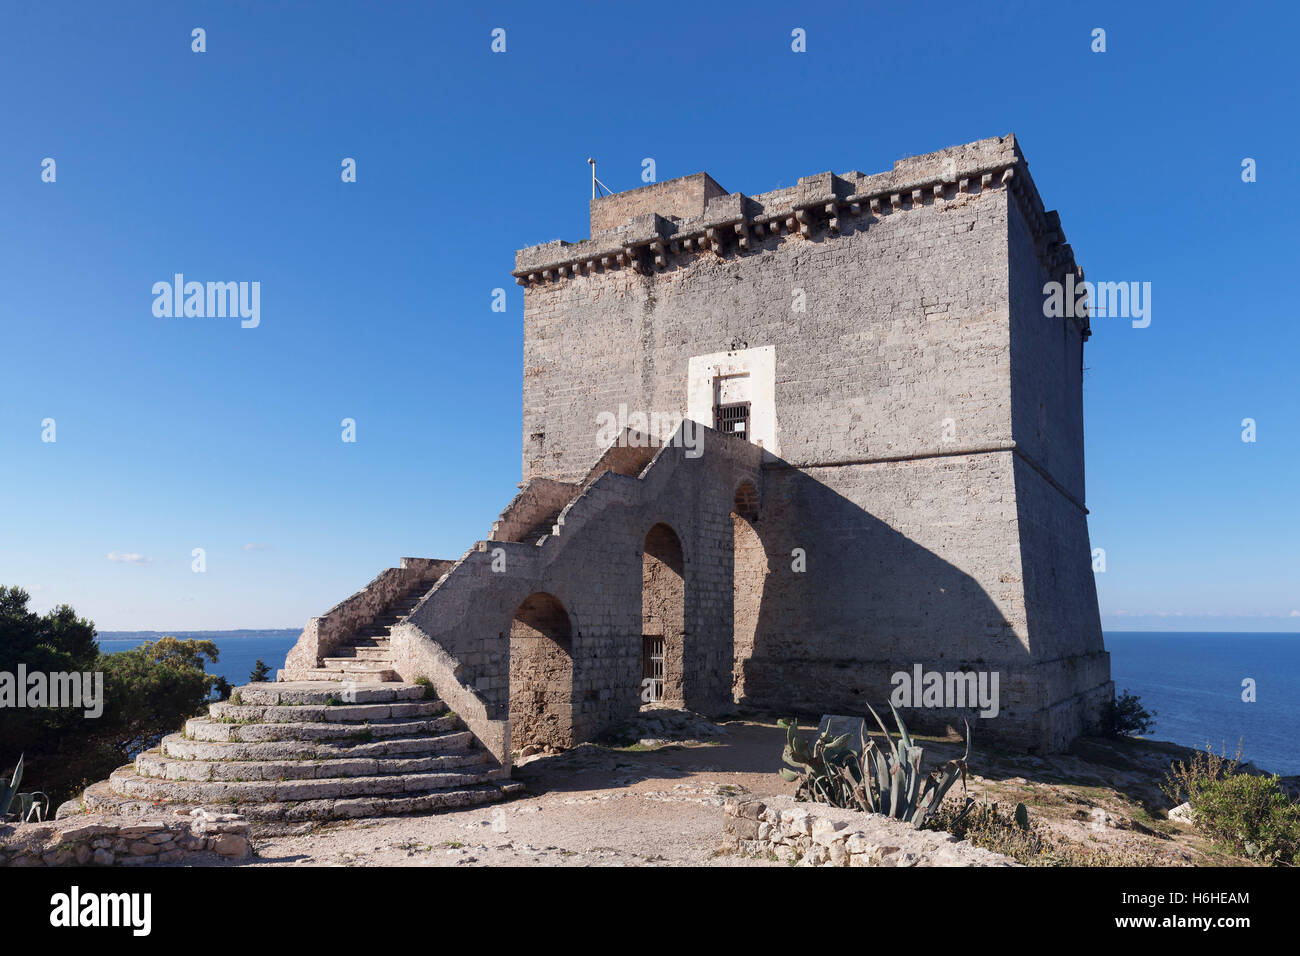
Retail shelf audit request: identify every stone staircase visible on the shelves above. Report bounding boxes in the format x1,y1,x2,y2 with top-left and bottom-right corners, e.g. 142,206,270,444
279,581,428,683
62,681,515,833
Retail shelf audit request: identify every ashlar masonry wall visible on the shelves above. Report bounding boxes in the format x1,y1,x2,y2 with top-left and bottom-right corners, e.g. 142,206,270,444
512,134,1111,752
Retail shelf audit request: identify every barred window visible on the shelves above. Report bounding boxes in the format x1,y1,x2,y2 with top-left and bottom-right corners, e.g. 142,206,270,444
641,635,664,703
715,401,750,440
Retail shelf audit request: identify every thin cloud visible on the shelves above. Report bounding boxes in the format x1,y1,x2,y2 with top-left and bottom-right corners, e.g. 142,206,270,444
243,543,270,552
106,551,151,564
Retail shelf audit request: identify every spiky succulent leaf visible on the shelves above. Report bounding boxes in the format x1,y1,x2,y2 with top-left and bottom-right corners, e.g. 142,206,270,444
0,753,23,817
888,701,914,752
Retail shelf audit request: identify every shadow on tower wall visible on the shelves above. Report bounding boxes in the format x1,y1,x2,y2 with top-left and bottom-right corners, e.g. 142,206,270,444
734,455,1054,750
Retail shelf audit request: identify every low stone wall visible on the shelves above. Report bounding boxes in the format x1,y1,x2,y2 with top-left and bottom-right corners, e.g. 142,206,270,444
489,477,578,542
283,557,454,673
723,796,1017,867
0,809,252,867
388,621,511,766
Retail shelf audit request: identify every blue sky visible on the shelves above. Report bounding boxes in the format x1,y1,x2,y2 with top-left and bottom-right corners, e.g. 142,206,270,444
1,1,1296,632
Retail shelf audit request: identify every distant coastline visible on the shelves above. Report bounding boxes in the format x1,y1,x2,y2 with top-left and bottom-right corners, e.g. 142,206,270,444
97,629,301,690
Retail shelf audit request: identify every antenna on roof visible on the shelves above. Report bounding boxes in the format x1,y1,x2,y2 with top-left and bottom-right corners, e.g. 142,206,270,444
588,157,612,199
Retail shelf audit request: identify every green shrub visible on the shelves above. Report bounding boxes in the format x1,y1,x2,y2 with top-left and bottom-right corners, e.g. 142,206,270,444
926,798,1162,867
1163,742,1300,865
926,799,1046,865
1,587,224,807
1102,689,1155,737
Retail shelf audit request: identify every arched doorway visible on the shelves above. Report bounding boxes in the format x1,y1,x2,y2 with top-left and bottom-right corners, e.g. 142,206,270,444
732,481,764,702
508,592,575,751
642,523,685,707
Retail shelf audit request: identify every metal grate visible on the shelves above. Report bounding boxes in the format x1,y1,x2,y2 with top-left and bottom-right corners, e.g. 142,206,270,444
715,402,750,440
641,635,664,703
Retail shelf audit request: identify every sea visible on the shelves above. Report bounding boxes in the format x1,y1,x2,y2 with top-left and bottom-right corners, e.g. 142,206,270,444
1105,632,1298,776
96,629,1299,775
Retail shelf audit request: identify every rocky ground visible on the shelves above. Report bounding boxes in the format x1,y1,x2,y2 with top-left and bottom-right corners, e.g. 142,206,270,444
215,708,1291,867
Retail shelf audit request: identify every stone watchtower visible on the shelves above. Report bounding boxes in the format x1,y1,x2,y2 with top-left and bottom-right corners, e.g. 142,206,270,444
74,136,1112,826
512,135,1112,752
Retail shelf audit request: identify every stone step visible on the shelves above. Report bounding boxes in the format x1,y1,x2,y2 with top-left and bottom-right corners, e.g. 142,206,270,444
328,647,391,662
311,660,396,673
163,728,476,760
234,682,424,706
208,698,445,724
136,748,493,782
72,777,507,831
281,666,399,682
109,763,503,803
184,713,462,743
321,655,395,669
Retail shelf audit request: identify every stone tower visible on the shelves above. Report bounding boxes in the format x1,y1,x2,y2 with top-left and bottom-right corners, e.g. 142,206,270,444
512,134,1112,752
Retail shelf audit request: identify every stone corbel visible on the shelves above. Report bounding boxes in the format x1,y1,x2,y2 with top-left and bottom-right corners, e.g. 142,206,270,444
734,222,751,250
824,202,840,233
793,209,812,238
650,239,667,268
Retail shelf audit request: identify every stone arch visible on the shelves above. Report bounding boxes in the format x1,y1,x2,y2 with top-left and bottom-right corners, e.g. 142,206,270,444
733,480,759,521
508,591,575,751
732,480,765,702
642,522,685,707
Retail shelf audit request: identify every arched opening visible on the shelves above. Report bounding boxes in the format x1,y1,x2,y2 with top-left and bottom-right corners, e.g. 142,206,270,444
734,480,759,521
732,481,764,703
508,592,575,751
641,523,685,708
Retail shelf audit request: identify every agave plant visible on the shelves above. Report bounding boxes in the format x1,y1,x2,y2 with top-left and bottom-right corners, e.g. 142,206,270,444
0,754,51,823
778,703,971,829
777,719,858,805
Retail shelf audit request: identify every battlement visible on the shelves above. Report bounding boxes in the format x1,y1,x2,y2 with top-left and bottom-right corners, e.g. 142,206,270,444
589,172,729,234
514,135,1083,333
